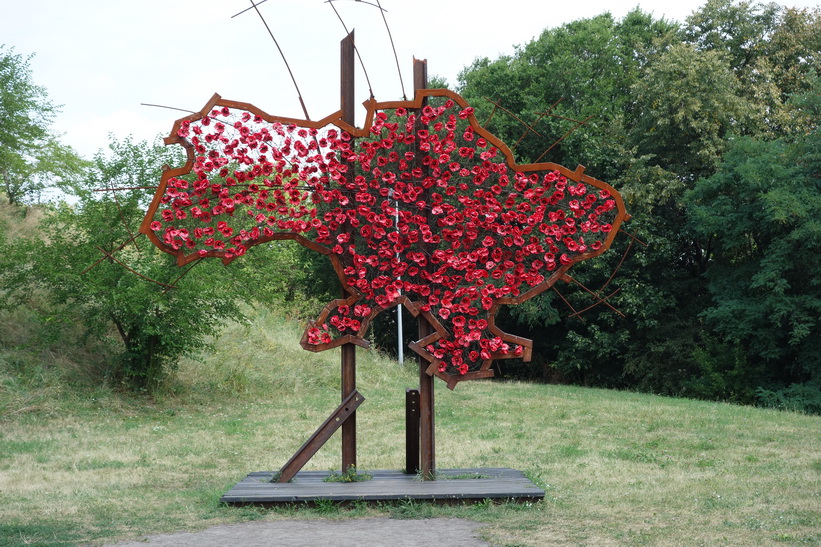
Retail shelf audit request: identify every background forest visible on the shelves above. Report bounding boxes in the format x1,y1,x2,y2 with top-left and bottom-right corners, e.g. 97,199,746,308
1,0,819,412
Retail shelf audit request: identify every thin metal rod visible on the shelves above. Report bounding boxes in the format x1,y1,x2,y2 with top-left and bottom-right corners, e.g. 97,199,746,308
534,115,594,163
618,228,650,248
161,258,204,295
94,186,159,192
564,276,625,318
231,0,270,18
596,237,634,298
108,181,141,253
82,233,141,275
512,98,563,150
93,246,177,290
533,111,592,125
327,1,375,99
247,0,311,120
552,286,584,322
327,0,386,10
376,0,406,99
483,103,498,126
140,103,198,115
568,288,622,319
483,97,543,137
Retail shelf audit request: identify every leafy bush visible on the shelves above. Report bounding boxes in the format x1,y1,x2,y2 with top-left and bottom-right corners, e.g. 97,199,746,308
0,139,251,389
757,382,821,414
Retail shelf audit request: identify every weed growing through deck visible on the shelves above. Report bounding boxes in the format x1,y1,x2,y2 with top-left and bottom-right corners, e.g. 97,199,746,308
323,465,373,483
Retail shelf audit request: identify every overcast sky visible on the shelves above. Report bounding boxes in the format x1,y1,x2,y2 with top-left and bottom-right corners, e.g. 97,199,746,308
3,0,817,159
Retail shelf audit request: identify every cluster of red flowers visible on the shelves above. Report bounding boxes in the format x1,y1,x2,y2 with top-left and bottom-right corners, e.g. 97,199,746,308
148,96,619,378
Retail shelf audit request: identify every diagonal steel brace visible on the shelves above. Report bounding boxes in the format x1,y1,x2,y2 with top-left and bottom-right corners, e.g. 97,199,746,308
277,390,364,483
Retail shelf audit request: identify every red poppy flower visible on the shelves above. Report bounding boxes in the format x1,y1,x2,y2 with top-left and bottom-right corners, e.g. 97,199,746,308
143,92,626,383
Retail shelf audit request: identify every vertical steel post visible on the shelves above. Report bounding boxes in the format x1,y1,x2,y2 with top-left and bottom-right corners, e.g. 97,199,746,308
413,58,435,480
405,388,420,474
340,30,357,473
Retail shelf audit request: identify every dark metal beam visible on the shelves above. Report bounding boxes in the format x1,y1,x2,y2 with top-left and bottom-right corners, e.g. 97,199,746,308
278,390,365,483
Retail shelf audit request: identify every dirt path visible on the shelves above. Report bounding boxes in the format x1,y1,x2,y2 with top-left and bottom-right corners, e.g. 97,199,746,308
106,518,490,546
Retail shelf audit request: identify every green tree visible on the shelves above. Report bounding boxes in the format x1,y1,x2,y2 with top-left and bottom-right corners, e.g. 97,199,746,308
458,10,678,172
454,5,821,406
0,45,86,204
684,0,821,135
685,76,821,407
627,43,753,182
0,138,253,389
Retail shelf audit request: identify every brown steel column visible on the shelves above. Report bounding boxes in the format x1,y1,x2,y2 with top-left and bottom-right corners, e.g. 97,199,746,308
418,316,435,480
405,388,420,474
413,58,435,480
340,30,357,473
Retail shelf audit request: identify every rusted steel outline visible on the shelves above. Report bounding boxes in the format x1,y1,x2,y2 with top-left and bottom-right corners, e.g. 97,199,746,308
140,88,631,388
141,89,630,264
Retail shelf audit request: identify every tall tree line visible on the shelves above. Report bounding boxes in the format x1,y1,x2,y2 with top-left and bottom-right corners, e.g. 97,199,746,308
456,0,820,412
1,1,819,411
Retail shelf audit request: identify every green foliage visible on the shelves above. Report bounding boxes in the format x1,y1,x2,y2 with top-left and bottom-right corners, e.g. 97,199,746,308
3,4,820,409
686,133,821,387
756,382,821,414
454,2,821,411
0,45,87,204
323,465,372,483
0,138,253,389
458,10,677,171
685,0,821,132
627,43,752,180
684,336,765,403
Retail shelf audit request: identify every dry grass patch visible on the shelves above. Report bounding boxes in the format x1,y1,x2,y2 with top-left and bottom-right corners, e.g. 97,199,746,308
1,308,820,546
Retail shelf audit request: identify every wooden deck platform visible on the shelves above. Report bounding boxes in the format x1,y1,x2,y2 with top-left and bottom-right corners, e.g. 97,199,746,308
220,468,544,506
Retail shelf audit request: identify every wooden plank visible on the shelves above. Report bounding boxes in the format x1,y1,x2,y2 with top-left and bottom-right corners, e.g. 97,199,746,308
220,468,544,505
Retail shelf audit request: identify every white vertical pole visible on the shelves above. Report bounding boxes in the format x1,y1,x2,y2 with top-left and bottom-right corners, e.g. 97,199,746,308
397,302,404,365
396,193,403,365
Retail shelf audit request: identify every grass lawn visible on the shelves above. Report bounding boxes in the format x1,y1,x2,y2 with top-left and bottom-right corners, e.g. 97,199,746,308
1,307,820,546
